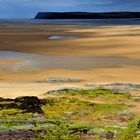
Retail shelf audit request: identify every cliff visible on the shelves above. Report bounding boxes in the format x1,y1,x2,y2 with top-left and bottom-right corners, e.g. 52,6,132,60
35,12,140,19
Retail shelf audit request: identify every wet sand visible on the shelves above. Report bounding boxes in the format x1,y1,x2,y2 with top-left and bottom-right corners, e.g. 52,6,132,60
0,25,140,58
0,23,139,98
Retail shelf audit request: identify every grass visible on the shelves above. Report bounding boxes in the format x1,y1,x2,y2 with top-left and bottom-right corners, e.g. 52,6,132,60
0,88,140,139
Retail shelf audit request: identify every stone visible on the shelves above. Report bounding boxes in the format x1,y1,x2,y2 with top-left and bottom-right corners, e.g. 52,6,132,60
106,131,114,139
38,77,82,83
45,88,81,95
15,96,43,114
137,122,140,129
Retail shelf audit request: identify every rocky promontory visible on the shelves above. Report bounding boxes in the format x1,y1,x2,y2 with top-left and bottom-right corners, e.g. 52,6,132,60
35,12,140,19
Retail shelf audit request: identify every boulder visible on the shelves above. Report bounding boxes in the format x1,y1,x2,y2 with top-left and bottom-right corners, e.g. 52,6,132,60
15,96,43,114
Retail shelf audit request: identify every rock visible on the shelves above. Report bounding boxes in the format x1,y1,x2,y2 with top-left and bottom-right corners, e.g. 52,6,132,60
110,88,128,94
46,89,69,94
106,83,140,90
0,103,18,109
137,122,140,129
70,128,90,134
0,97,4,101
0,97,14,102
15,96,43,114
85,82,140,90
38,77,82,83
45,88,81,95
0,130,37,140
106,131,114,139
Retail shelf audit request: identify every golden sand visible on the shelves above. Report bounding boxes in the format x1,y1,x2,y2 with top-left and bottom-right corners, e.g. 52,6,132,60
0,24,139,98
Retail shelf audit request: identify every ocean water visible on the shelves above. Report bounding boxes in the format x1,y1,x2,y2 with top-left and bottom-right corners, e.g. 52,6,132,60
0,18,140,25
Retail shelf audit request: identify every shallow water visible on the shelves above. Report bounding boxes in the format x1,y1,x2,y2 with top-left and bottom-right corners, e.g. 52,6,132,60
48,35,79,40
0,51,139,71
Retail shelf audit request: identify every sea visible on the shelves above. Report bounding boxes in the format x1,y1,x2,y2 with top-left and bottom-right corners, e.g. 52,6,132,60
0,18,140,25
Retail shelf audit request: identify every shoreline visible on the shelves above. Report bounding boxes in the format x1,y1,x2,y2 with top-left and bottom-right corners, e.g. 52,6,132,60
0,81,139,99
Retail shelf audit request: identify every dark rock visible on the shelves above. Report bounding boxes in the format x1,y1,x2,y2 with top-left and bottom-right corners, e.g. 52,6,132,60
46,89,69,94
0,103,18,109
0,97,4,101
0,130,37,140
137,122,140,129
0,97,14,102
15,96,43,114
70,128,90,134
106,131,114,139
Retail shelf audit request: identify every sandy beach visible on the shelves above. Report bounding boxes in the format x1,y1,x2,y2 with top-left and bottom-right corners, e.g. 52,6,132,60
0,22,139,98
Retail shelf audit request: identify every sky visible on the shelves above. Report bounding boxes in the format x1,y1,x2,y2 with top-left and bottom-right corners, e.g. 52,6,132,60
0,0,140,18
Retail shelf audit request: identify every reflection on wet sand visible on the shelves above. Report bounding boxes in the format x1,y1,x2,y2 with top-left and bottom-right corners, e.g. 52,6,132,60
0,51,139,70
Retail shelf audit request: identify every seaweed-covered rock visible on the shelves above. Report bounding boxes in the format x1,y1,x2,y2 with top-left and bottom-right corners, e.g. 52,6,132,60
15,96,43,114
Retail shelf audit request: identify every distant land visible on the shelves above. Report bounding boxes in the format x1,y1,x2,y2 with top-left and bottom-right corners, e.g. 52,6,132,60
35,12,140,19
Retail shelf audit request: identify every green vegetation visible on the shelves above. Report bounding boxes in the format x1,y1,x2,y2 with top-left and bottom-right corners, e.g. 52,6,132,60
0,88,140,139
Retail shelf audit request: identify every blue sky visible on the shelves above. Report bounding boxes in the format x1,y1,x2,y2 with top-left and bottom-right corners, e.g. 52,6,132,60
0,0,140,18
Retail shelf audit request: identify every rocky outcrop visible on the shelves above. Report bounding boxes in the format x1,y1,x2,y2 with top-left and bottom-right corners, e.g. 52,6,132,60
0,130,37,140
44,88,81,95
35,12,140,19
15,96,43,114
37,77,82,83
0,96,43,114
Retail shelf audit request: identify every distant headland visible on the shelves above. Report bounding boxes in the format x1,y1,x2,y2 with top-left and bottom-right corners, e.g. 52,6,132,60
35,12,140,19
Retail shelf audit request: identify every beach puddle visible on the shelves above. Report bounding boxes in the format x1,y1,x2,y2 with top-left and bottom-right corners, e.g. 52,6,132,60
0,51,139,71
48,35,79,40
